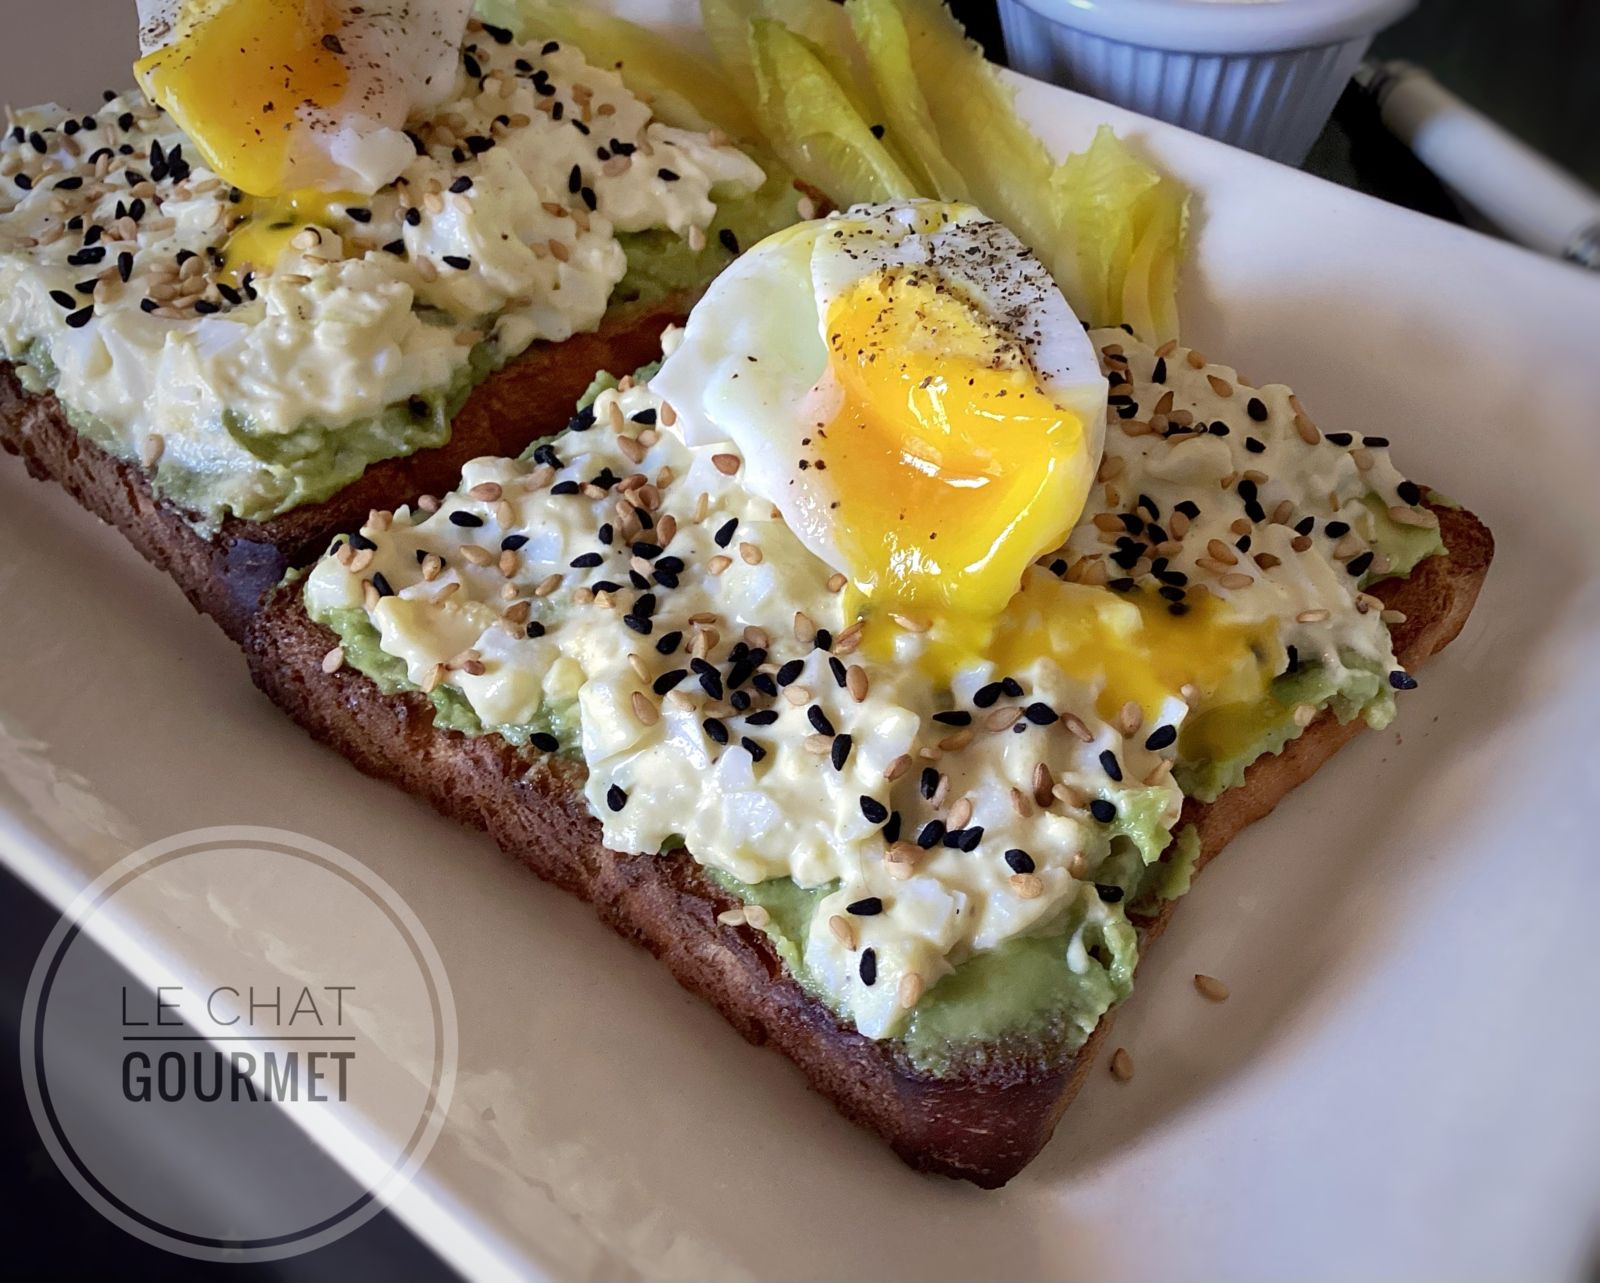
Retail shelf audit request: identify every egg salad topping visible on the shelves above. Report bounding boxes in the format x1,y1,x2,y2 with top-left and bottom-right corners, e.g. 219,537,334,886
0,17,771,522
304,320,1440,1043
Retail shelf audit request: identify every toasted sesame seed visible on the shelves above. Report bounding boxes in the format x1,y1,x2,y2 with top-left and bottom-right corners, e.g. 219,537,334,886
897,971,923,1009
828,913,856,949
1194,974,1230,1002
846,665,869,702
717,908,747,926
1110,1048,1134,1081
1009,873,1044,899
890,612,930,633
712,452,740,475
947,797,973,829
321,646,345,674
738,542,762,565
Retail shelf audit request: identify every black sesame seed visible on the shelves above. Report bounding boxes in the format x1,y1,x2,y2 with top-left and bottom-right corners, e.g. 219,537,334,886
448,511,485,528
657,167,679,181
1023,702,1057,726
193,299,220,315
580,186,597,211
1325,520,1351,539
1175,499,1200,519
404,206,422,226
64,305,94,328
529,731,559,753
569,551,602,568
442,255,471,270
1099,749,1123,782
740,737,766,762
1096,883,1125,903
1325,432,1353,446
831,733,852,772
808,706,835,737
1089,798,1117,823
1346,551,1375,577
525,621,545,639
622,614,653,636
1389,670,1418,690
1246,396,1269,422
847,896,882,916
713,517,737,548
932,710,971,726
859,795,889,824
653,631,683,657
828,656,847,687
1145,724,1177,751
139,298,158,313
53,175,83,191
776,658,804,686
482,21,514,42
1004,849,1036,875
652,669,688,696
345,205,372,223
702,717,729,745
606,784,628,812
917,820,945,849
859,949,877,986
371,572,394,597
745,709,779,726
48,289,75,309
1397,479,1423,505
1001,677,1023,698
630,407,657,425
1365,435,1390,448
974,681,1004,708
1245,437,1266,454
729,690,751,712
719,228,739,254
12,173,32,191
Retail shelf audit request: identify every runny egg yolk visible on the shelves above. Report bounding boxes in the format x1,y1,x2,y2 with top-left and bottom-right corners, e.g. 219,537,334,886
821,270,1091,628
218,189,356,283
134,0,347,199
826,269,1278,733
986,573,1279,728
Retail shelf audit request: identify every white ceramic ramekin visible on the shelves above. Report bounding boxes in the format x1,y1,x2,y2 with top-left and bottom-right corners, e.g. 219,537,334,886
997,0,1416,164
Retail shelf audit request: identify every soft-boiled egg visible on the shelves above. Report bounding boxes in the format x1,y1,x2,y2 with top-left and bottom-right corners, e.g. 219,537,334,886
653,202,1108,639
133,0,472,198
654,201,1277,717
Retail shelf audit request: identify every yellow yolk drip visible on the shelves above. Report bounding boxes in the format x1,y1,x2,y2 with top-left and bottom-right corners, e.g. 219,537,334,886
818,271,1093,626
987,575,1279,725
134,0,348,198
220,189,356,282
826,268,1275,737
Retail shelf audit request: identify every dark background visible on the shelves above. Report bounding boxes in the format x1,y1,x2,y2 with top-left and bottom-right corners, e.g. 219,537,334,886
2,1,1595,1279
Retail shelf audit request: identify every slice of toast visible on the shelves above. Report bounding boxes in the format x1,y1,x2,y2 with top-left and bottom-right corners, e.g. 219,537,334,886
243,501,1492,1187
0,298,684,642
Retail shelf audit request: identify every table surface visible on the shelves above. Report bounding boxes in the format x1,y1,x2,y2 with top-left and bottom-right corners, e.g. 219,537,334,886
2,3,1594,1281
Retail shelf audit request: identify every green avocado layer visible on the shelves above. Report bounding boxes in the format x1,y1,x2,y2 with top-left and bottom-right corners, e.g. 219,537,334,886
309,366,1445,1077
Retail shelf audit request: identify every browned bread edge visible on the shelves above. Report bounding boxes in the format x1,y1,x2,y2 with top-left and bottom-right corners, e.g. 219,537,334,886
0,297,685,641
242,502,1492,1187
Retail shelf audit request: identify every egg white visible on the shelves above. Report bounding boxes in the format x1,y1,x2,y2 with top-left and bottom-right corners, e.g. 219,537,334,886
650,201,1107,587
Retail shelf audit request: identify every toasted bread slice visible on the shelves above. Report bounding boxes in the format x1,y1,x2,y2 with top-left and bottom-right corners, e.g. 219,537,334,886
243,502,1491,1187
0,298,684,642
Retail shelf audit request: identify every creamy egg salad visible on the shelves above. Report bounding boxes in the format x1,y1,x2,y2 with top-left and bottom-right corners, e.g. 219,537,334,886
0,13,796,525
303,201,1444,1068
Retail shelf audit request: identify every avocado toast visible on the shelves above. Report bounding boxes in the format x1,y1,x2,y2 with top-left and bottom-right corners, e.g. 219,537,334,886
0,13,808,639
244,208,1493,1182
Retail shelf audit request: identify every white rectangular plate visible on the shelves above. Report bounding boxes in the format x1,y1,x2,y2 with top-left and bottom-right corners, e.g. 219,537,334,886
3,3,1599,1278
